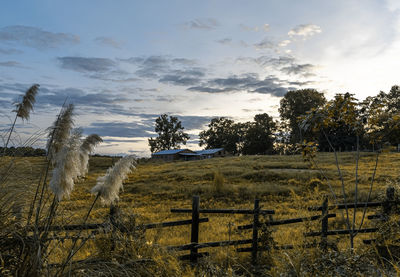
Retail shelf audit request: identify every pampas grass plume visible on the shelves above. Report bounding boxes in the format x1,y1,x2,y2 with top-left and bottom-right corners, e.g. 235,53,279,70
49,129,82,201
14,84,39,120
91,155,137,205
79,134,103,176
47,103,74,161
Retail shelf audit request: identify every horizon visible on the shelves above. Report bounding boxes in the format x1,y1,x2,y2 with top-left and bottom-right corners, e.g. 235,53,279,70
1,1,399,157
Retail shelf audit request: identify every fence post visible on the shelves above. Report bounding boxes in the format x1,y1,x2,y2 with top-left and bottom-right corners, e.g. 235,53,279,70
383,187,395,218
320,197,328,251
190,195,200,263
252,199,260,266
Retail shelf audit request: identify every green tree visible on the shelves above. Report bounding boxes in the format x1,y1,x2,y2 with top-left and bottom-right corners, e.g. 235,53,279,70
301,92,362,151
279,89,326,145
361,85,400,148
148,114,190,153
241,113,276,155
199,117,241,154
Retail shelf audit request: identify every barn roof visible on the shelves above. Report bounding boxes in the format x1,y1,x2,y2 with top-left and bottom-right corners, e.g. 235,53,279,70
152,149,188,155
179,152,202,156
196,148,224,155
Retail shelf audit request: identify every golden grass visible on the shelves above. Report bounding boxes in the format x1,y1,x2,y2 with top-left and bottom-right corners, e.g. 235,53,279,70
2,151,400,273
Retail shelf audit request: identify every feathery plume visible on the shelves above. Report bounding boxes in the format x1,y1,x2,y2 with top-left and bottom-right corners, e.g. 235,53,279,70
49,128,82,201
13,84,39,120
79,134,102,177
3,84,39,151
47,103,74,162
91,155,137,205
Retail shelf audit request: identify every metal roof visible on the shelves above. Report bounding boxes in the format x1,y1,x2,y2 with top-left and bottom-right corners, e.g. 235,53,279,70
196,148,224,155
152,149,187,155
179,152,202,156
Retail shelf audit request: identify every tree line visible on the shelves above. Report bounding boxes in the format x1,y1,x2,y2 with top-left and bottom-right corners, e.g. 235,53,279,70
148,85,400,154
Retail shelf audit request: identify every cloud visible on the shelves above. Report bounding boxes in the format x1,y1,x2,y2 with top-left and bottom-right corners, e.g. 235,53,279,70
278,40,291,47
0,61,26,68
188,73,293,97
94,36,122,48
0,48,23,55
236,55,315,77
288,24,322,38
216,38,232,45
159,68,205,86
83,113,212,139
240,23,269,32
0,82,131,114
121,55,204,84
280,63,315,77
84,121,153,138
57,56,117,73
0,25,79,50
254,38,276,50
183,18,220,30
178,115,213,130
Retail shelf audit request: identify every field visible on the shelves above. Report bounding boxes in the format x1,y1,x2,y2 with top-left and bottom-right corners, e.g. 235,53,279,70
2,151,400,275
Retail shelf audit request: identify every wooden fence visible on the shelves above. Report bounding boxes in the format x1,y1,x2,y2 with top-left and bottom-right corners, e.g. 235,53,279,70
41,187,399,267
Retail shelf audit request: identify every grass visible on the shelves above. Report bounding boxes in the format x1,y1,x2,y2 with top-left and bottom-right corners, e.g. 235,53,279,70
2,151,400,275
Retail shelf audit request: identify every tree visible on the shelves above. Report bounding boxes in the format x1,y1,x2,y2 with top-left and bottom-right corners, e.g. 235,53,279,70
361,85,400,148
279,89,326,145
241,113,276,155
300,92,362,151
148,114,189,153
199,117,241,154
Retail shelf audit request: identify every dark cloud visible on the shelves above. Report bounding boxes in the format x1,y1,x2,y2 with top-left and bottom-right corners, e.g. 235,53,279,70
57,57,117,73
0,48,23,55
280,63,315,77
94,36,122,48
183,18,219,30
83,113,211,139
159,68,205,86
84,121,153,138
0,61,26,68
187,86,235,93
0,82,131,115
0,25,79,50
178,115,213,130
120,55,204,84
188,73,293,97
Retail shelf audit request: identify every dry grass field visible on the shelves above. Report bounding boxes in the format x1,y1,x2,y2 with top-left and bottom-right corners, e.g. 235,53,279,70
2,151,400,275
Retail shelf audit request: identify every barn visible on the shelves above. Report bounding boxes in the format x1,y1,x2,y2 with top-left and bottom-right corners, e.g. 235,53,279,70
196,148,227,158
151,149,203,161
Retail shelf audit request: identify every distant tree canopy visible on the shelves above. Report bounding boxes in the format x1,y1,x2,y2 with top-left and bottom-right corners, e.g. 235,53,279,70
148,114,190,153
279,89,326,145
241,113,276,155
0,146,46,157
199,113,276,155
199,117,240,154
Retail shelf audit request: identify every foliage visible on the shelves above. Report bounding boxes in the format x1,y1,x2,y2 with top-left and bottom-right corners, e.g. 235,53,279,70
0,146,46,156
279,89,326,145
199,113,276,155
199,117,240,154
361,85,400,147
148,114,190,153
241,113,276,155
301,92,362,151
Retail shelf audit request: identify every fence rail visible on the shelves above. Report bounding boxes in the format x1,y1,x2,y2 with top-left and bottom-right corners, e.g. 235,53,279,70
38,187,398,267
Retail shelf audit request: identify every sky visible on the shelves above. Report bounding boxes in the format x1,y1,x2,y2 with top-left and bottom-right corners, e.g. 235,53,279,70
1,0,400,156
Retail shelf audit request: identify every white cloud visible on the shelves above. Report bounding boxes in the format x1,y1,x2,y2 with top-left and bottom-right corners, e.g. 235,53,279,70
288,24,322,38
278,40,291,47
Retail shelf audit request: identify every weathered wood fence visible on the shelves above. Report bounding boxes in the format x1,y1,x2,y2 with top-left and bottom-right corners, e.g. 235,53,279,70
41,187,399,267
